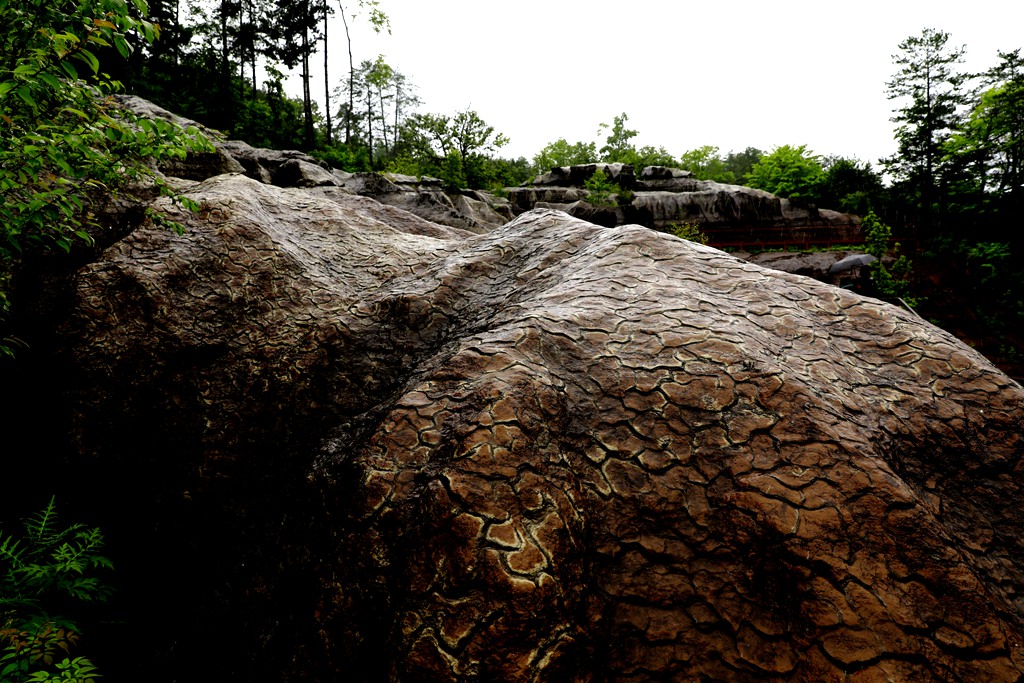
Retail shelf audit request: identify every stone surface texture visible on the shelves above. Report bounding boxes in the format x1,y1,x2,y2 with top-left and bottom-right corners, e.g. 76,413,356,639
60,169,1024,681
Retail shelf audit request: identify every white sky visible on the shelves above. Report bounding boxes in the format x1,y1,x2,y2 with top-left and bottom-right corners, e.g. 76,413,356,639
290,0,1022,168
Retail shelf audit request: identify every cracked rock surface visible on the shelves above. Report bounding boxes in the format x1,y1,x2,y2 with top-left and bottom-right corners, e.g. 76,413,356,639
64,174,1024,681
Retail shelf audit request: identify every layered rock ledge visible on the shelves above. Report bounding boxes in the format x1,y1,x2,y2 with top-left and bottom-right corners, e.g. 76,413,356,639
117,96,858,242
54,170,1024,681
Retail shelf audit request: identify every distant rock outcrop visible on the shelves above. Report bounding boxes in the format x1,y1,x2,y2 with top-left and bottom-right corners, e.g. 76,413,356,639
116,96,857,244
45,154,1024,681
115,95,512,234
509,164,861,243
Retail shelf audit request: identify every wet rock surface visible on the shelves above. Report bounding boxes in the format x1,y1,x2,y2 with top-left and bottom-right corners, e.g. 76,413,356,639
58,172,1024,681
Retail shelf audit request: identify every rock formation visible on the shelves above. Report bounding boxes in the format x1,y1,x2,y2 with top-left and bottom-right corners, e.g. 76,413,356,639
509,164,861,245
35,150,1024,681
116,96,856,244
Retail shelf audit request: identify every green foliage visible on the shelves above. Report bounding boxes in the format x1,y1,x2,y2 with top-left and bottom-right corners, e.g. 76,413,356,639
584,169,624,207
883,28,968,234
667,222,710,245
965,241,1011,284
482,156,534,192
532,138,598,173
314,142,373,172
629,144,677,171
723,147,764,183
594,113,675,170
598,112,638,164
395,109,509,188
819,156,885,214
678,146,736,183
1,498,112,683
0,0,211,355
941,49,1024,239
677,146,767,186
745,144,825,200
861,212,917,305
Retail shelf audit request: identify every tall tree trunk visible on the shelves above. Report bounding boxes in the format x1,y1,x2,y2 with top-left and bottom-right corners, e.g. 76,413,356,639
301,19,314,149
220,0,231,130
339,2,354,144
322,0,332,145
378,83,389,153
394,81,401,152
366,81,373,167
248,0,257,95
174,0,181,64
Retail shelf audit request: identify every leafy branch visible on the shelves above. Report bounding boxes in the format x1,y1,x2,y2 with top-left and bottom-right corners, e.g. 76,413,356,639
0,0,212,355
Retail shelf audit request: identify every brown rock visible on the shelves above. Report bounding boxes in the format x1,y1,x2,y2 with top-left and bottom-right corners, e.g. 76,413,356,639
58,175,1024,681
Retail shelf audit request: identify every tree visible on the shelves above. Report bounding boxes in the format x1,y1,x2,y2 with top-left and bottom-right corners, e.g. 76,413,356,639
883,28,969,235
267,0,323,148
0,0,210,355
819,156,885,215
532,138,598,172
678,145,736,183
336,0,389,145
598,112,638,164
723,147,763,183
946,49,1024,239
596,112,675,170
397,109,509,188
331,55,416,168
861,211,916,304
745,145,825,200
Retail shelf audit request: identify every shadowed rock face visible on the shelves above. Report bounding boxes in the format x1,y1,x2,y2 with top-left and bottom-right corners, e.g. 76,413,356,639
63,174,1024,681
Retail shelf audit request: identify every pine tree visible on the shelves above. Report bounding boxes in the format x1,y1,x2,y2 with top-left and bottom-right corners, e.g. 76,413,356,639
883,28,969,235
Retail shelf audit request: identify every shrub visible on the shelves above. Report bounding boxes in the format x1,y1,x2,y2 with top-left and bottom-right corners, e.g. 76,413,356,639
861,211,918,306
584,169,619,207
667,222,710,245
0,498,112,683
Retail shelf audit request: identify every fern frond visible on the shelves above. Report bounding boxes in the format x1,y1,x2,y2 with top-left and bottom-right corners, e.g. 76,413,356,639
0,536,25,570
23,497,59,545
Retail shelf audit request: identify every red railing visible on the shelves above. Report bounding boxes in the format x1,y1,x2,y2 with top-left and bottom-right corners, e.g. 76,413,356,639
701,224,916,253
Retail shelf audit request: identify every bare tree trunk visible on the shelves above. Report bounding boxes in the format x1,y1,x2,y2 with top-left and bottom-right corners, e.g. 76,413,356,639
301,19,314,149
339,2,354,144
249,0,257,95
378,83,389,153
323,0,332,145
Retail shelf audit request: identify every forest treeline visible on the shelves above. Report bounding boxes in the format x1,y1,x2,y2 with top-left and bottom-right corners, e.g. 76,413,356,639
116,4,1022,243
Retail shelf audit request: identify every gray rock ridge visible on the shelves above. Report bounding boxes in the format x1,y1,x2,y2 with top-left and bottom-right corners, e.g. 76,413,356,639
58,170,1024,680
114,95,512,233
115,96,857,243
509,164,861,243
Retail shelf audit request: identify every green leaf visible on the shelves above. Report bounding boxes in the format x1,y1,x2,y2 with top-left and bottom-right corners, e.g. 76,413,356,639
15,85,35,108
74,49,100,75
60,61,78,80
38,73,61,91
113,34,132,59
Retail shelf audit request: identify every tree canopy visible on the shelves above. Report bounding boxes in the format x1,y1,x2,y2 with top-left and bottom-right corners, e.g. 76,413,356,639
744,145,825,200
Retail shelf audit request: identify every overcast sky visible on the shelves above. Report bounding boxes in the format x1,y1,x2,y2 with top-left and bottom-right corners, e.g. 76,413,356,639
293,0,1022,169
